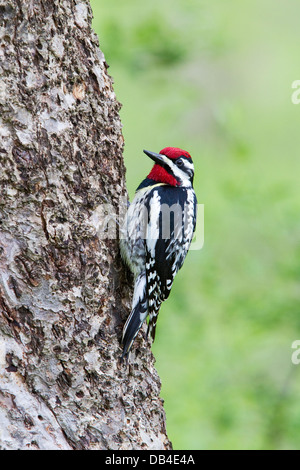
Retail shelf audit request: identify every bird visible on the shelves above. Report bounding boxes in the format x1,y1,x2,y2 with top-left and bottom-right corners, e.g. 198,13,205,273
120,147,197,359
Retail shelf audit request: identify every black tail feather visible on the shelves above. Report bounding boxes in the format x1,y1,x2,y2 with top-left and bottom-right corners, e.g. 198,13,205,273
121,271,148,359
121,305,145,359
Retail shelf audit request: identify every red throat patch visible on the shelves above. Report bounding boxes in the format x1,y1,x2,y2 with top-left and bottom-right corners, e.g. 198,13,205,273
147,164,178,187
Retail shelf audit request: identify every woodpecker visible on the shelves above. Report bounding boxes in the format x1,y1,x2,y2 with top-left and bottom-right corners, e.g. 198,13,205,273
120,147,197,358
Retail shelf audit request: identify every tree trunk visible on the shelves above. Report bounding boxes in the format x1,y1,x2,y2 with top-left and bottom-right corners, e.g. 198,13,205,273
0,0,171,450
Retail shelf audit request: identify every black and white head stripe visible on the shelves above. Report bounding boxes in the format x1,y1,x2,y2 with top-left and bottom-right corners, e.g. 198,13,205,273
158,153,195,187
143,149,195,187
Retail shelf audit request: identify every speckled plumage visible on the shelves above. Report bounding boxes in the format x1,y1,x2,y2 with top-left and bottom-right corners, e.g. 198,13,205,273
120,148,197,358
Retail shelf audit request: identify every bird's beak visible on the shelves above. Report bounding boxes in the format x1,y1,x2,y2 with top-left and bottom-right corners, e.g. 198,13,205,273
143,150,167,167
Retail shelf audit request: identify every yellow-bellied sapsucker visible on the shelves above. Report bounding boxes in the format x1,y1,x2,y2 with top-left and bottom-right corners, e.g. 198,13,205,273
120,147,197,358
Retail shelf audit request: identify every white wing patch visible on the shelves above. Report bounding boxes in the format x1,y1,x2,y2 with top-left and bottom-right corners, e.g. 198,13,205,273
146,190,161,256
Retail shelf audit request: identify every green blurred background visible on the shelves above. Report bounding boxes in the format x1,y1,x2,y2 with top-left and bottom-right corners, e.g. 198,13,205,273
90,0,300,449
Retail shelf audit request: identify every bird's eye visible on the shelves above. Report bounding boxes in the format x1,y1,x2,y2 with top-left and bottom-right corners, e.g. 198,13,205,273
176,159,184,167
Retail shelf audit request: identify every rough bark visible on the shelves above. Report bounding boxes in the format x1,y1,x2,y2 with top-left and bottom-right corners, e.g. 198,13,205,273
0,0,171,450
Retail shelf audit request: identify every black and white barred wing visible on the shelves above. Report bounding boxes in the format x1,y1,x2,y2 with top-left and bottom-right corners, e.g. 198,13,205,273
145,188,197,340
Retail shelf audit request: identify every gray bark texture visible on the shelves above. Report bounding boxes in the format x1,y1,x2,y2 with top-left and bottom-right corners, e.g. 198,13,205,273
0,0,171,450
